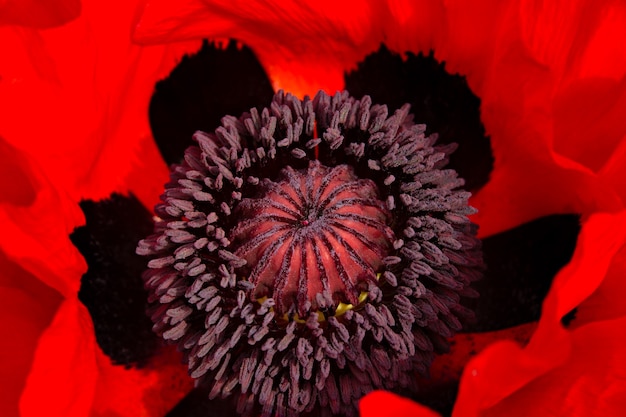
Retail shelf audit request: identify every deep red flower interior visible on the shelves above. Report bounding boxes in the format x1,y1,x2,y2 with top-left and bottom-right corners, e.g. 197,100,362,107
4,1,626,416
69,42,582,417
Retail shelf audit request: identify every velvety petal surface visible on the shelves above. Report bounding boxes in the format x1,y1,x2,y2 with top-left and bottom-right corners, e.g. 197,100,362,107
1,1,201,409
453,210,626,416
0,0,200,206
0,251,63,417
442,0,626,236
18,297,192,417
360,391,442,417
135,0,398,96
0,137,86,298
19,299,99,417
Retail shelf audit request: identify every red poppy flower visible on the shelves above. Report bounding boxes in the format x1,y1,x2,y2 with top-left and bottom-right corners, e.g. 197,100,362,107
2,1,626,417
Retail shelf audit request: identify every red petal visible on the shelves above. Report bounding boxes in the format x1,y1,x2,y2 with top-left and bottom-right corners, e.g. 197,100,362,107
0,0,200,202
19,299,99,417
453,210,626,416
573,236,626,327
425,324,536,388
600,134,626,207
359,391,441,417
14,286,192,417
90,347,193,417
383,1,445,54
553,78,626,172
469,152,622,238
134,0,392,96
439,1,626,235
517,0,626,173
0,138,86,297
518,0,626,81
0,0,81,28
0,251,62,417
483,317,626,417
122,131,170,212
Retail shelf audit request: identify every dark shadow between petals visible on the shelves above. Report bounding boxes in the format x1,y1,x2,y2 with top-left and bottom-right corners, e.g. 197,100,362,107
70,193,159,366
344,45,493,192
149,40,275,166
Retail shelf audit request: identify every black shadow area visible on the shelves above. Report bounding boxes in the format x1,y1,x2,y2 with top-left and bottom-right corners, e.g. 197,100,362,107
70,193,158,366
150,40,275,166
344,45,493,192
464,214,581,332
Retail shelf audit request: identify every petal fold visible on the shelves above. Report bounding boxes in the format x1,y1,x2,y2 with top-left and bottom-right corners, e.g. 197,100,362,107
1,0,199,203
359,391,442,417
453,210,626,416
19,299,98,417
135,0,398,96
0,251,62,417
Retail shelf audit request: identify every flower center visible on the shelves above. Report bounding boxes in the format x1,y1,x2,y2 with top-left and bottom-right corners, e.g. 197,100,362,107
138,89,484,417
231,160,394,316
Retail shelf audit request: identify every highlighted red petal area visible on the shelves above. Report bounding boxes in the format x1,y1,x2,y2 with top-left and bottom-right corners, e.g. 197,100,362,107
452,210,626,416
20,299,99,417
483,317,626,417
0,252,62,417
1,0,200,204
0,140,86,297
134,0,391,96
359,391,441,417
469,153,622,238
18,298,192,417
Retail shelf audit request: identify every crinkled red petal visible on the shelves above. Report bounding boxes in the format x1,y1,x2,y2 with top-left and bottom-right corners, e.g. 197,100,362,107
18,297,192,417
517,0,626,173
483,316,626,417
90,346,193,417
0,0,200,205
453,210,626,416
0,252,62,417
19,299,99,417
359,391,442,417
134,0,391,97
0,138,86,297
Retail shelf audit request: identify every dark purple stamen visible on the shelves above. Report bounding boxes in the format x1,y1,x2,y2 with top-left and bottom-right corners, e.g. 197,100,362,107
138,90,483,417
